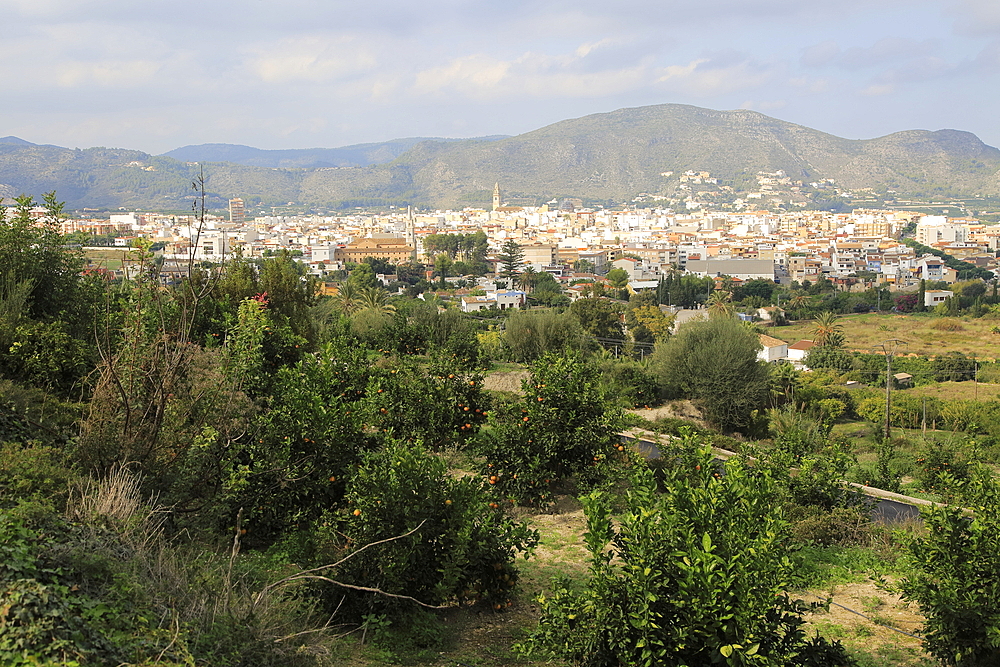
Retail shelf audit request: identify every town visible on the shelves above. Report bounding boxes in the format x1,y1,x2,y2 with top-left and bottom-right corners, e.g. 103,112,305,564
52,175,996,308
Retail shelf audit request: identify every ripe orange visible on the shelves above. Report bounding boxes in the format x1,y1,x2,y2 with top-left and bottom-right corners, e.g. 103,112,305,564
353,509,362,516
329,476,336,482
445,499,452,505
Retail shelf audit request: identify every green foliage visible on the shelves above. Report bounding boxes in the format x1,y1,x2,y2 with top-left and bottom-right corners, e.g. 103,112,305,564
228,342,375,543
569,297,625,339
605,267,629,289
502,309,590,362
364,358,487,450
476,351,625,505
914,439,974,495
497,240,525,281
0,442,78,518
650,316,769,431
339,441,538,614
932,351,976,382
901,474,1000,666
598,359,660,408
520,443,855,666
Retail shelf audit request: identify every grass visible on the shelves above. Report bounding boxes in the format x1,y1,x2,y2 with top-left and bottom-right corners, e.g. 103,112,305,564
906,381,1000,402
772,312,1000,359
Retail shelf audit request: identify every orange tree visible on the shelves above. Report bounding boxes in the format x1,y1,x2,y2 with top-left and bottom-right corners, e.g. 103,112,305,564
336,440,538,616
222,341,376,544
901,470,1000,666
475,351,625,505
363,356,487,450
519,440,855,667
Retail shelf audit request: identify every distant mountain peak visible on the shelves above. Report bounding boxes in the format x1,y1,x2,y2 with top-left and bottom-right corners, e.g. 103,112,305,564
0,136,35,146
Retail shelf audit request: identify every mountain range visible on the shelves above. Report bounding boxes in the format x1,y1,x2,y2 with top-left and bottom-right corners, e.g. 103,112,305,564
2,104,999,211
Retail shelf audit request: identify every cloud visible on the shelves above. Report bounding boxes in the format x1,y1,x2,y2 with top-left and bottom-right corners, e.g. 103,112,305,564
949,0,1000,36
245,36,379,84
800,41,840,68
860,84,895,96
56,60,161,88
800,37,939,70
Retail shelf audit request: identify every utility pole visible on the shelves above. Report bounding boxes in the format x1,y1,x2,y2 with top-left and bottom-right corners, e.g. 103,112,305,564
877,338,905,442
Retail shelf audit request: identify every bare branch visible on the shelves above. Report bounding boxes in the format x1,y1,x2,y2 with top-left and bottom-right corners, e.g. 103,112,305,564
253,520,428,609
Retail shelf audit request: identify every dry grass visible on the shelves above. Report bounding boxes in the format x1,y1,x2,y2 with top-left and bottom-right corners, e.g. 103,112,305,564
773,313,1000,359
905,381,1000,402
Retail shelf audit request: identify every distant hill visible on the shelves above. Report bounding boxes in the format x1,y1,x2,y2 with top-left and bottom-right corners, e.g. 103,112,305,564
162,136,508,169
0,136,36,146
1,104,998,210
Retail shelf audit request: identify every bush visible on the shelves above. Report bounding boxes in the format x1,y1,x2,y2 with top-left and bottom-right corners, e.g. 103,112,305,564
519,443,855,666
338,441,538,616
901,473,1000,666
649,317,769,431
598,359,660,408
503,310,590,362
476,351,625,505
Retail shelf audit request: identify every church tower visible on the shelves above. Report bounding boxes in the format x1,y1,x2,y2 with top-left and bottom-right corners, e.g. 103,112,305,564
492,182,501,212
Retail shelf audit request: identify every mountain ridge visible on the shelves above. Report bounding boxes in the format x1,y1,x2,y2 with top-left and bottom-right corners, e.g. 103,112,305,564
1,103,998,210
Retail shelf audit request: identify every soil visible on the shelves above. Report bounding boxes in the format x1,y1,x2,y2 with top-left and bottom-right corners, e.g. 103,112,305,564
627,399,711,430
800,580,931,665
483,370,530,395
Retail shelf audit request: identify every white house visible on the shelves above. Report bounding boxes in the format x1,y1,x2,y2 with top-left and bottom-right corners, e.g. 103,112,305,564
787,340,815,362
757,334,788,362
924,290,953,308
460,289,526,313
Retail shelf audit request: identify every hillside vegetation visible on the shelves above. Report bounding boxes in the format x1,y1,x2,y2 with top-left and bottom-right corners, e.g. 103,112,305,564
2,103,999,209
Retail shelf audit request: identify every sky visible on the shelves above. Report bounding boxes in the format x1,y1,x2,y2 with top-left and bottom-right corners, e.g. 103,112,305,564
2,0,999,154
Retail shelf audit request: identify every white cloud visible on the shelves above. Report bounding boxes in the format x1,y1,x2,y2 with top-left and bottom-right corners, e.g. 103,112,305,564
860,84,895,96
246,36,379,84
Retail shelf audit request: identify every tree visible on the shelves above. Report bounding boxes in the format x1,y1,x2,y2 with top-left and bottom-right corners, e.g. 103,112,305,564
626,305,674,344
434,253,453,286
811,311,844,347
339,441,538,614
347,262,377,290
477,351,624,504
503,310,590,362
497,240,525,283
570,298,624,339
606,268,629,290
521,440,854,666
650,317,768,431
518,265,539,292
707,290,734,319
356,286,396,315
901,472,1000,666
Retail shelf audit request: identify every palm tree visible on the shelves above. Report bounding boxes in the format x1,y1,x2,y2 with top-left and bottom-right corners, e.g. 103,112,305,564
768,361,799,408
333,281,359,314
787,293,809,320
357,286,396,315
812,311,843,347
707,290,734,319
518,266,539,293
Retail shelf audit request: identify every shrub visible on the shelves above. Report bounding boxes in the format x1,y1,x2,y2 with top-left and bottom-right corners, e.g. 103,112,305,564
338,441,538,616
519,444,855,666
476,351,625,505
901,473,1000,666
